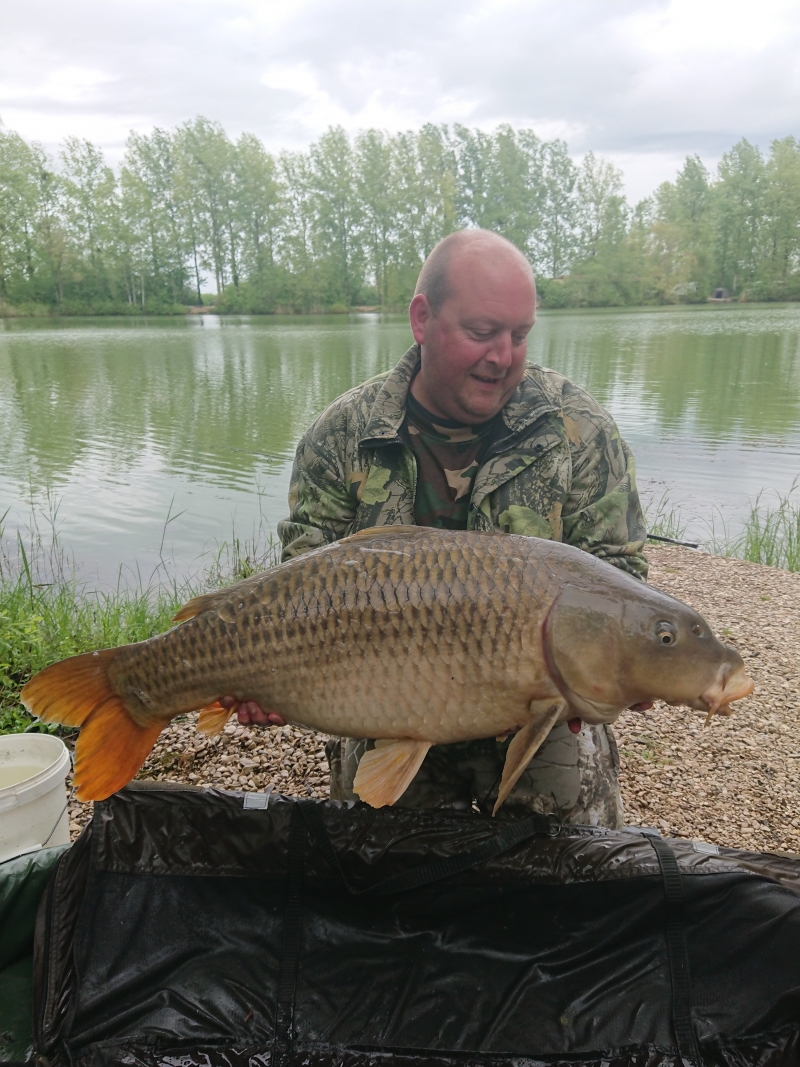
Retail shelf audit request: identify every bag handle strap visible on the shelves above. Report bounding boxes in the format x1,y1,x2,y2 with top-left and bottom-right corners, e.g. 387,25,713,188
644,830,703,1066
272,803,307,1067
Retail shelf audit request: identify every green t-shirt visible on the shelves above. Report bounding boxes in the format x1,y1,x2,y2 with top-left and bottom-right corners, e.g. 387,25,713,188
403,390,503,529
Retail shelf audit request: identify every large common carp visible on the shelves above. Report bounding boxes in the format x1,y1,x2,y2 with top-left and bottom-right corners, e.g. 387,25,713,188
22,527,753,811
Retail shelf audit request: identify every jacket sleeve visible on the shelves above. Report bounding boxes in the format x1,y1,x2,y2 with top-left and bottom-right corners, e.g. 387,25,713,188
559,392,649,581
277,424,358,562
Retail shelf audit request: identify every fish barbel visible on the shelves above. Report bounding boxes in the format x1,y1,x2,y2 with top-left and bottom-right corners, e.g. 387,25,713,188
21,526,754,810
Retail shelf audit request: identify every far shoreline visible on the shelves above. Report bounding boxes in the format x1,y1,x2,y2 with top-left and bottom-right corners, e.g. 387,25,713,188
3,299,800,321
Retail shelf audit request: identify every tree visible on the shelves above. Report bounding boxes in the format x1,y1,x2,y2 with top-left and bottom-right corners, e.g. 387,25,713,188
308,126,364,306
758,138,800,300
121,128,188,308
412,124,458,259
534,140,578,278
59,137,120,303
174,118,235,294
648,156,713,300
384,125,458,307
278,150,316,310
0,127,49,302
454,125,544,257
713,139,765,295
229,134,284,311
575,152,627,259
355,129,394,307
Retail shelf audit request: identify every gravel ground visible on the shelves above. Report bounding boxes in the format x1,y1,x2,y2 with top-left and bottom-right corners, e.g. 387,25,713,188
614,545,800,856
65,545,800,856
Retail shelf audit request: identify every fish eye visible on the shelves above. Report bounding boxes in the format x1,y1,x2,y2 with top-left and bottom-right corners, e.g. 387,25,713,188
656,622,677,646
692,623,702,636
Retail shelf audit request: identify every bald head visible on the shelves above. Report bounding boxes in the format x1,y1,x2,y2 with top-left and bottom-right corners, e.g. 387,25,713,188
408,229,537,424
414,229,535,316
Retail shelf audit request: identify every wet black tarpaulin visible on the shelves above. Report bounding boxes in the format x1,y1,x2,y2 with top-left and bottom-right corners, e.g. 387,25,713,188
32,784,800,1067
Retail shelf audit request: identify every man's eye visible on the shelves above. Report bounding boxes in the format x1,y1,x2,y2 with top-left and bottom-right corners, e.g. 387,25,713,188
512,334,527,346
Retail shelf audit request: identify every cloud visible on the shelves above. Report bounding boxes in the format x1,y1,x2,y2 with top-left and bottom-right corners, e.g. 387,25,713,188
1,0,798,200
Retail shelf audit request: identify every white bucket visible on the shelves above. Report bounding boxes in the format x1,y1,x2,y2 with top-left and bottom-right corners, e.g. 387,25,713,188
0,733,71,864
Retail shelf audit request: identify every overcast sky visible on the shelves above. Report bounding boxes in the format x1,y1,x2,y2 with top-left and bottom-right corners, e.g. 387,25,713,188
1,0,799,202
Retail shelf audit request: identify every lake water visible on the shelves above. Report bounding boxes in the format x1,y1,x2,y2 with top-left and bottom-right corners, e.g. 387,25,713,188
1,305,799,587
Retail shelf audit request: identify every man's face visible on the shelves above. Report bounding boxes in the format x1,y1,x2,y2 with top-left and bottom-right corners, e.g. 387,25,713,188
409,247,536,424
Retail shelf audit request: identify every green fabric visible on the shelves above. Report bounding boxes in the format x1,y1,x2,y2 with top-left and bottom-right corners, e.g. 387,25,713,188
278,343,648,580
0,956,33,1062
0,844,69,1062
404,390,502,530
0,844,68,969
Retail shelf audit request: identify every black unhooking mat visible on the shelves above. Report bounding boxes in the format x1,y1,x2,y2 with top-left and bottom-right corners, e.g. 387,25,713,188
31,784,800,1067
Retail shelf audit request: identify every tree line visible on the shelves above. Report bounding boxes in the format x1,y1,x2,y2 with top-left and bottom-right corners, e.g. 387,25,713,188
1,116,799,314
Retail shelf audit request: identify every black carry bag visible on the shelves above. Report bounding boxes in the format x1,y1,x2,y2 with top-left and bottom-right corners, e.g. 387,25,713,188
32,784,800,1067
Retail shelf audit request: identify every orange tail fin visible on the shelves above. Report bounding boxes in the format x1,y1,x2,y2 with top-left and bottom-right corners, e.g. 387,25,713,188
21,649,165,801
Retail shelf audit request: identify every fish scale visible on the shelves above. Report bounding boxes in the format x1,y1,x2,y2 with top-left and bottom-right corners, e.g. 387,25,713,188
21,526,754,806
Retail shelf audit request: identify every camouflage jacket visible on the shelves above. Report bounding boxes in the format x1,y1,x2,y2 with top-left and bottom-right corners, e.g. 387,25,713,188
278,344,648,579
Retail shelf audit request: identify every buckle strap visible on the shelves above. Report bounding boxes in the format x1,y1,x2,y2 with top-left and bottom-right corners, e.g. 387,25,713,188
272,803,307,1065
646,832,703,1065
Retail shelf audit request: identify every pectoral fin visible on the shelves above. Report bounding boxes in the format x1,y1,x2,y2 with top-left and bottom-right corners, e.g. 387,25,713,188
197,702,235,736
493,700,565,815
352,738,432,808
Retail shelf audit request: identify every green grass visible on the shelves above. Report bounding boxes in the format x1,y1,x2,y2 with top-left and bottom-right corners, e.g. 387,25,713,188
0,507,280,734
705,483,800,572
646,484,800,571
644,492,689,541
0,577,185,733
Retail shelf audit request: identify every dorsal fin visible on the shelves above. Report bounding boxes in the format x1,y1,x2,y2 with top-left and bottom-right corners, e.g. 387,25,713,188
171,533,412,623
173,573,267,623
173,525,494,623
337,525,503,548
337,525,424,545
173,592,220,622
172,529,423,623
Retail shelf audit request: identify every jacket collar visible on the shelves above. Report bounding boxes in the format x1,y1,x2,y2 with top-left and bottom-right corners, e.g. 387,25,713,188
360,343,558,447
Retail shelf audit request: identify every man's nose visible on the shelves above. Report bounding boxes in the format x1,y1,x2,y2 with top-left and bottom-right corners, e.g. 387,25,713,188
484,332,513,366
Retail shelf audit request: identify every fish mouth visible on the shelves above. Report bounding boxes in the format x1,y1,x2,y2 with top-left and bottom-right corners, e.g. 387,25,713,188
699,664,755,725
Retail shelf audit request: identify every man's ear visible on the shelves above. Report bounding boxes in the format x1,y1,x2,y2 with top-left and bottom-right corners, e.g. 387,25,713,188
409,293,432,344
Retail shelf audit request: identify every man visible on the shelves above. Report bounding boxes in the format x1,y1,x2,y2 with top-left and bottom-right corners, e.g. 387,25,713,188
237,229,648,827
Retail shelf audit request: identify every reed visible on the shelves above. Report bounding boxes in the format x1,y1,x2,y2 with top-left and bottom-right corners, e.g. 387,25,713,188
645,485,800,571
705,483,800,572
644,492,689,541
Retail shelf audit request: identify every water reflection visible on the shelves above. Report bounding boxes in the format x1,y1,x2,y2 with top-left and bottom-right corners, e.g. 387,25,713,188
0,316,407,490
534,306,800,441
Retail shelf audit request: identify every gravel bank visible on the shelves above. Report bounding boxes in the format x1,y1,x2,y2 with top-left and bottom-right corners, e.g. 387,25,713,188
614,545,800,855
65,545,800,855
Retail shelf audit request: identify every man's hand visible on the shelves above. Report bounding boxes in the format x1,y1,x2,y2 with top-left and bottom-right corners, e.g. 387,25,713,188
219,695,287,728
